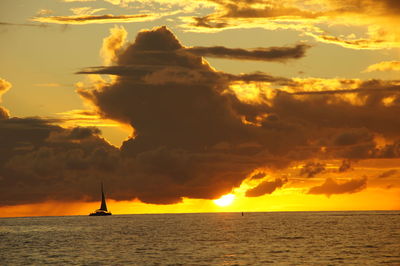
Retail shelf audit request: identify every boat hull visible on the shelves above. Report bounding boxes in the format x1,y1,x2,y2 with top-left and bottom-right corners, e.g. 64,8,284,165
89,211,112,216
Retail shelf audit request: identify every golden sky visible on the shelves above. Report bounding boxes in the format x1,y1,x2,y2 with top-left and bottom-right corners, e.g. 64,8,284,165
0,0,400,217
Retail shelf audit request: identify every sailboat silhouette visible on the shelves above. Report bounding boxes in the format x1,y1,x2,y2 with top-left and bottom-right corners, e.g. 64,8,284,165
89,182,112,216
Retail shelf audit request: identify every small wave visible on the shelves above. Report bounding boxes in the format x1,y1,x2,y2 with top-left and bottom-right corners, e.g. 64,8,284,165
275,236,305,240
269,249,290,254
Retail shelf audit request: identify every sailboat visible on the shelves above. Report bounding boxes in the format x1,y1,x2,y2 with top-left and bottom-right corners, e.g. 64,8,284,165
89,182,112,216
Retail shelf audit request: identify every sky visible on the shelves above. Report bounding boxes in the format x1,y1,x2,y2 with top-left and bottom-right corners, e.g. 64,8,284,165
0,0,400,217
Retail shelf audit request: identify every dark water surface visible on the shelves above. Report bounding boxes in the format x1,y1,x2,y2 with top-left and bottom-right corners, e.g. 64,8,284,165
1,211,400,265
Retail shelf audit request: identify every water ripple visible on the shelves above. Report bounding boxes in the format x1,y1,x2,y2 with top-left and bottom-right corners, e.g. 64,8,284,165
0,211,399,265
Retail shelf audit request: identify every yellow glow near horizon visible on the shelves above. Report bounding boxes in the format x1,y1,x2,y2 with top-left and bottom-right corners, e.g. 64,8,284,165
214,194,235,207
0,186,399,218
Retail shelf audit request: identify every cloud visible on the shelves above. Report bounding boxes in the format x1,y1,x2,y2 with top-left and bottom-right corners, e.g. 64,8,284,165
67,126,101,140
183,13,322,34
32,14,158,25
0,108,9,120
0,78,11,119
379,141,400,158
3,25,400,207
304,30,400,50
0,78,11,95
215,1,321,19
70,7,106,16
1,26,301,206
76,26,309,204
250,172,266,180
0,22,47,28
272,80,400,141
75,26,400,204
338,160,353,172
289,86,400,95
186,44,311,62
103,0,206,7
191,16,229,29
365,61,400,72
100,25,127,65
245,177,287,197
308,177,367,197
333,130,373,146
77,66,292,86
377,169,397,178
0,116,121,206
183,0,400,49
327,0,400,16
0,78,124,206
79,67,254,93
36,9,53,16
103,0,125,6
300,162,325,178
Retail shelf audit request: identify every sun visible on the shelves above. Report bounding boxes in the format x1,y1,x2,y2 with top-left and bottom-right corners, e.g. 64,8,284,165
213,194,235,207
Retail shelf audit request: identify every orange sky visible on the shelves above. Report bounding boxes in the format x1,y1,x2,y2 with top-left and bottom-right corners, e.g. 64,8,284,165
1,186,399,218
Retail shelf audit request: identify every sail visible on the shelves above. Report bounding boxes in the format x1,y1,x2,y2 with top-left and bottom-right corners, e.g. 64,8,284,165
99,182,108,211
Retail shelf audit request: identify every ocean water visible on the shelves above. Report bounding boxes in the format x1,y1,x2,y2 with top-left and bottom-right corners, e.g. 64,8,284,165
1,211,399,265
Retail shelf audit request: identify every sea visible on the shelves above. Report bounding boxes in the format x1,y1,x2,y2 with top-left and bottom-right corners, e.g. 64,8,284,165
1,211,399,265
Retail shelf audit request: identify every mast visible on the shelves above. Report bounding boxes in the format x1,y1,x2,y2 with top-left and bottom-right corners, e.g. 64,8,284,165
100,182,108,211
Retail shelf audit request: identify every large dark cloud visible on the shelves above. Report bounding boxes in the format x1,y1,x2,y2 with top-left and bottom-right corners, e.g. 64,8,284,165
76,26,313,204
0,27,306,206
76,26,400,204
2,26,400,206
0,117,119,206
0,79,120,206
